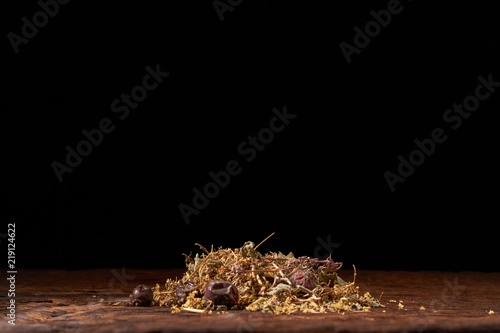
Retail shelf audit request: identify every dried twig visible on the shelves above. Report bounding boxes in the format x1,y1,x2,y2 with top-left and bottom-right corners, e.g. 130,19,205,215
254,232,275,250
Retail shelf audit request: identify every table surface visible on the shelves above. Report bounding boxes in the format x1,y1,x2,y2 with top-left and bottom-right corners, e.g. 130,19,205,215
1,269,499,332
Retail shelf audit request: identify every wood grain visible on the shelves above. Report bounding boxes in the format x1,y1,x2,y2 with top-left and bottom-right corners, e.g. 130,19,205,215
1,269,499,332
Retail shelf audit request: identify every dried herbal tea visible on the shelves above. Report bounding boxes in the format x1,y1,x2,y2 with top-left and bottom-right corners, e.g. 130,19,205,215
145,234,383,314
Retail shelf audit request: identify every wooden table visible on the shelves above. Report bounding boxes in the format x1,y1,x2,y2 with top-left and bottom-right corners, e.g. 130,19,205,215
1,269,499,332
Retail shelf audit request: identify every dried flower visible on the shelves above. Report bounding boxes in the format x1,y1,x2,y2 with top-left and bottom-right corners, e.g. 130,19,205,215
290,270,316,290
176,281,197,304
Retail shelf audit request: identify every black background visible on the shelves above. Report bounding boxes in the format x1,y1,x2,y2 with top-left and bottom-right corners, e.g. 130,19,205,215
2,1,499,271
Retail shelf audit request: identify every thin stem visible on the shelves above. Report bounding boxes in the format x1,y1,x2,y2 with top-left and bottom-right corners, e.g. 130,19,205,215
184,252,212,282
255,232,275,250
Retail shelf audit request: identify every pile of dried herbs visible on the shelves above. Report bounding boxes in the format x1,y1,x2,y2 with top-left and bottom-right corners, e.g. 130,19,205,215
146,234,382,314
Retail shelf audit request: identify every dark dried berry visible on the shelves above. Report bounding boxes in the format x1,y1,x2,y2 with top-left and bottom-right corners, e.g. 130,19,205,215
290,270,316,290
131,284,153,306
176,281,197,304
204,280,239,306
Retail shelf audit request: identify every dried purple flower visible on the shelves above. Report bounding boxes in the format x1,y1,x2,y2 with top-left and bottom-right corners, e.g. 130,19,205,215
176,281,197,304
290,270,317,290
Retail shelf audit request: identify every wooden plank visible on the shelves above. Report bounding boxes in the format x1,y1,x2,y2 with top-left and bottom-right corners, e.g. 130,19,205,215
1,269,499,332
